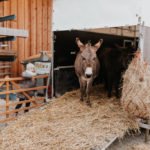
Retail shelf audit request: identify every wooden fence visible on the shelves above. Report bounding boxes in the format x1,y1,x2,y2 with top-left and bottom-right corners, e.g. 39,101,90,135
0,74,48,123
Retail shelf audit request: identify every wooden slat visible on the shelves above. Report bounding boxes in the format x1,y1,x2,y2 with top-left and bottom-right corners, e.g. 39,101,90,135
0,104,40,116
10,0,18,77
0,86,47,95
11,80,37,105
0,74,48,82
0,2,4,27
138,122,150,130
30,0,36,56
6,80,9,118
0,116,16,124
0,50,17,56
0,97,45,108
17,0,25,75
42,0,48,51
21,53,41,62
3,0,10,28
47,0,53,52
36,0,42,54
24,0,30,59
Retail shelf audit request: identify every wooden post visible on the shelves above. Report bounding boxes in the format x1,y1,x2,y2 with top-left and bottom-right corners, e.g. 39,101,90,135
6,80,9,119
145,117,150,142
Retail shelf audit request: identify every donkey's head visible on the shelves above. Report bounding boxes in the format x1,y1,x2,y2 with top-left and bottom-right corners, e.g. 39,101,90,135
76,38,103,78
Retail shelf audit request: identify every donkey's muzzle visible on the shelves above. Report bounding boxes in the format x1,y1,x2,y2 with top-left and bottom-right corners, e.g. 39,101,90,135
86,74,92,78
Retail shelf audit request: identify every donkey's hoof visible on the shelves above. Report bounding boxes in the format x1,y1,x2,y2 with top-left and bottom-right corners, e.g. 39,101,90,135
87,102,91,107
80,98,84,102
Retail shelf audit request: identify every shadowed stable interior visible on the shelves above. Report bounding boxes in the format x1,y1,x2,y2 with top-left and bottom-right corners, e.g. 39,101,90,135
53,30,136,97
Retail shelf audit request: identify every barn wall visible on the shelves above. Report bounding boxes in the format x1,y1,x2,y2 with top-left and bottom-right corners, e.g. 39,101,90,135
0,0,53,76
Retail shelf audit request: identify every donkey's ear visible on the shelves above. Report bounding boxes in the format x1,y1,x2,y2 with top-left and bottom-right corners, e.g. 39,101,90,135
94,39,103,52
76,37,85,51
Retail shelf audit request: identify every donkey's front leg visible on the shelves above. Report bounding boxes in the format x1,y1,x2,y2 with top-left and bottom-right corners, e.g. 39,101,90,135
79,78,86,102
86,79,93,107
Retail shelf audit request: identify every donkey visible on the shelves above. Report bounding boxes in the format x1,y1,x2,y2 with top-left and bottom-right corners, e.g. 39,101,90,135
74,37,103,106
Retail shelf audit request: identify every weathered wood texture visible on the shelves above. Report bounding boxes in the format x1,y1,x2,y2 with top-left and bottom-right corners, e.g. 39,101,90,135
0,0,53,76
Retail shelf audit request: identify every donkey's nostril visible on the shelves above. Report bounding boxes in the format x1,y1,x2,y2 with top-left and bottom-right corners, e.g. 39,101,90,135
86,74,92,78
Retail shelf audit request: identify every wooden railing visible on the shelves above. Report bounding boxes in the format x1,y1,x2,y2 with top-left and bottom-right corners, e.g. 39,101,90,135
0,74,49,123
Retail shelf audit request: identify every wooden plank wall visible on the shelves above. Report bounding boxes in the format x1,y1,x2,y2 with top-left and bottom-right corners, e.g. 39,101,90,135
0,0,53,77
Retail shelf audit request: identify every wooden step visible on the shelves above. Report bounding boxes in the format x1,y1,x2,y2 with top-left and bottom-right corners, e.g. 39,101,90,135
0,50,17,61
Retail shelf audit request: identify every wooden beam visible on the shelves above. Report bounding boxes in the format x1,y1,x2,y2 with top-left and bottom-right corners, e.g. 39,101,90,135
0,104,40,116
0,97,45,108
138,122,150,130
0,74,48,82
0,86,47,95
0,50,17,56
0,116,16,124
21,53,41,62
0,27,28,37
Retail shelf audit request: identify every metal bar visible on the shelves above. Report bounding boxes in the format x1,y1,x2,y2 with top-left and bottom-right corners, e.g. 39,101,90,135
0,15,16,22
54,65,74,71
52,32,54,97
0,36,16,42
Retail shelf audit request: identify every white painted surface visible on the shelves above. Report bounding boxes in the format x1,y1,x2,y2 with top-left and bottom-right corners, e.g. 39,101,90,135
142,26,150,64
53,0,143,31
0,27,28,37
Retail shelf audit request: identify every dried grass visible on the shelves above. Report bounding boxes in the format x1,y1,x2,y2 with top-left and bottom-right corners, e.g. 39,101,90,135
0,84,138,150
121,52,150,119
127,144,150,150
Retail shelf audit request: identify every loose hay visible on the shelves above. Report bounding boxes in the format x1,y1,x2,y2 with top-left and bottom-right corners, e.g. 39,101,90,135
121,51,150,118
127,144,150,150
0,85,138,150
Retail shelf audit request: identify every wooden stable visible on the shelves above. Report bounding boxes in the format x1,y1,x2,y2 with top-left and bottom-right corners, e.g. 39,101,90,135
0,0,53,76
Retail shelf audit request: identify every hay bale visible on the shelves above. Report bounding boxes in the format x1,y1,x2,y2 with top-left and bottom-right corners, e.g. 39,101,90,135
121,51,150,119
